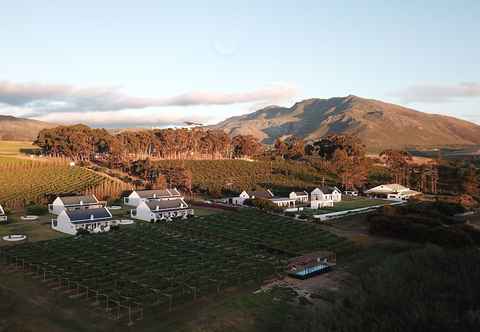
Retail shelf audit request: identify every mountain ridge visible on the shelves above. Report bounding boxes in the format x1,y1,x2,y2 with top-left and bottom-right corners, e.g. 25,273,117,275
0,115,57,141
213,95,480,150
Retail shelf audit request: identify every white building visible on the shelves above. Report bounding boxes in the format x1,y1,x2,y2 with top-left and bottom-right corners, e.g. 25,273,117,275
123,188,183,207
364,184,421,201
270,197,296,208
51,207,113,235
131,198,194,222
289,191,309,203
310,186,342,209
229,190,274,206
48,195,104,215
0,205,7,222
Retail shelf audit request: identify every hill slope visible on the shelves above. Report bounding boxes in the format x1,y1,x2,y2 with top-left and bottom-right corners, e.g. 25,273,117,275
0,115,57,141
213,95,480,150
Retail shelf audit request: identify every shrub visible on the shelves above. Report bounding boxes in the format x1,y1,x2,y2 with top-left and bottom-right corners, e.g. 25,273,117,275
25,204,48,216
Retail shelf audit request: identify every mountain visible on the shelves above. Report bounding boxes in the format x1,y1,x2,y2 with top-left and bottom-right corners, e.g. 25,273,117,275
213,95,480,150
0,115,57,141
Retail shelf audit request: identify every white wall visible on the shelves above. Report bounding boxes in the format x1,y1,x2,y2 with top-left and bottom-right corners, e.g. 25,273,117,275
52,211,77,235
49,197,66,215
131,202,156,222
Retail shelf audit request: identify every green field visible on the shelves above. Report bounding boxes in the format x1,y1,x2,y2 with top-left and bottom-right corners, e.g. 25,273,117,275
0,210,352,324
0,157,108,208
307,197,390,214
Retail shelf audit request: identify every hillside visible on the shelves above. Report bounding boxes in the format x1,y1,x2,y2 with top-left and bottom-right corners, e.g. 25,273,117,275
213,95,480,150
0,115,57,141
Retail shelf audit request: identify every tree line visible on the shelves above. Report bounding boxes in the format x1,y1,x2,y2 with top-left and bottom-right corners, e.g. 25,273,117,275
35,124,263,161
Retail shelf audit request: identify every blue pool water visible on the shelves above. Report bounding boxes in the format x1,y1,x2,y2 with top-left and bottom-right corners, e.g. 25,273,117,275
292,264,330,277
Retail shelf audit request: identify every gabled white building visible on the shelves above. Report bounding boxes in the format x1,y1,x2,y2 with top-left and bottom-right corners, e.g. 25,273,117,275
0,205,7,222
310,186,342,209
123,188,183,207
365,184,421,201
289,191,309,203
229,189,274,205
51,207,113,235
48,195,104,215
131,198,194,222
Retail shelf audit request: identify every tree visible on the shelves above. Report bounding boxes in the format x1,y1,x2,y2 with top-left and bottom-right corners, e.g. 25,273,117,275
380,149,413,185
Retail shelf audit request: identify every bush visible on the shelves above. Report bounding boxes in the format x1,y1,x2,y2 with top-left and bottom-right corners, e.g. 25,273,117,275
317,246,480,332
25,204,48,216
247,198,283,213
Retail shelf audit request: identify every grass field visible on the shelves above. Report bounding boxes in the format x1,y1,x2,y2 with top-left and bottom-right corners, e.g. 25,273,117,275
306,197,389,214
0,209,352,325
0,140,39,156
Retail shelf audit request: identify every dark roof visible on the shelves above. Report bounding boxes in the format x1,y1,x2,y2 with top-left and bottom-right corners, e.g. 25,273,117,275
65,207,112,223
294,191,308,196
315,186,339,194
60,195,99,206
146,199,187,211
247,190,274,199
136,189,182,199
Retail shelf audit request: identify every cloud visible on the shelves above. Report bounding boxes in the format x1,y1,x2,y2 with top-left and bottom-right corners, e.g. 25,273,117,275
0,81,298,118
393,82,480,103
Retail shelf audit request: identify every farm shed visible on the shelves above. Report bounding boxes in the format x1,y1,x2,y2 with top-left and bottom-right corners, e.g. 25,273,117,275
131,198,194,222
123,188,183,207
51,207,113,235
287,251,336,280
48,195,104,215
0,204,7,222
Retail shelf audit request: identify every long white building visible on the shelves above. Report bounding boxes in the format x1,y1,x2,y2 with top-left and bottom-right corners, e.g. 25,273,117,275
51,207,113,235
48,195,104,215
123,189,183,207
131,199,194,222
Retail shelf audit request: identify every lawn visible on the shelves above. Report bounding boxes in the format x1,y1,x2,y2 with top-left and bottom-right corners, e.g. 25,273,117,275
306,197,390,214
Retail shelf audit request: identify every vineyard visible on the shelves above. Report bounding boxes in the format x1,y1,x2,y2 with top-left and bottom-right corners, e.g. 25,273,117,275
153,159,335,195
0,157,131,208
0,210,352,324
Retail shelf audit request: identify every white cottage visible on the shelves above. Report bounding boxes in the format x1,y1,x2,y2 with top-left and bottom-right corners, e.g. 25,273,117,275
364,184,421,201
131,198,194,222
123,188,183,207
289,191,309,203
229,189,274,205
310,186,342,209
0,205,7,222
51,207,113,235
48,195,104,215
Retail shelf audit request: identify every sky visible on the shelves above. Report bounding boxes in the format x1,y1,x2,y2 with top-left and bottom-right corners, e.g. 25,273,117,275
0,0,479,128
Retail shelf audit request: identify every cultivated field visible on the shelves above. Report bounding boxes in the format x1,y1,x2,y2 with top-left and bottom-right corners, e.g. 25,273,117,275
0,140,39,156
153,160,334,194
0,210,352,324
0,157,129,208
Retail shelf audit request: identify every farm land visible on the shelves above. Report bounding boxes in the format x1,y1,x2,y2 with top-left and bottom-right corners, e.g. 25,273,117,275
0,208,361,331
